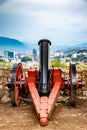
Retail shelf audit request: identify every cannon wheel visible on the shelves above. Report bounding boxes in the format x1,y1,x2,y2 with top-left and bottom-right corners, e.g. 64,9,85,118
10,63,23,106
69,63,76,106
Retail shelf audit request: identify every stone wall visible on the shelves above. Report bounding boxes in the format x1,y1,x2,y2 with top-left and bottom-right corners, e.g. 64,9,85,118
0,68,87,103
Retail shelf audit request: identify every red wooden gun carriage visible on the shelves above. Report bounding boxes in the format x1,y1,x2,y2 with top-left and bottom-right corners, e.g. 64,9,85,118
6,39,85,126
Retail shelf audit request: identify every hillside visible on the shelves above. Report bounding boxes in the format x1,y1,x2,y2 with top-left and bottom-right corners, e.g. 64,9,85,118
0,37,29,52
0,37,87,53
62,46,87,55
75,43,87,47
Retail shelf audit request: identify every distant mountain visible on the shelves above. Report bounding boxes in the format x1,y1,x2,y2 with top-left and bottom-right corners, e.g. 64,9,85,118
62,43,87,55
50,45,68,52
50,43,87,52
0,37,87,53
75,43,87,48
0,37,68,52
0,37,29,52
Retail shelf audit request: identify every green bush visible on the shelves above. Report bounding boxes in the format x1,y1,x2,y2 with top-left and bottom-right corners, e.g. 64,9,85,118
50,59,68,68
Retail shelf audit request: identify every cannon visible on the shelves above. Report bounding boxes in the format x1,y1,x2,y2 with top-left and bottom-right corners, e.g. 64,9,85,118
6,39,85,126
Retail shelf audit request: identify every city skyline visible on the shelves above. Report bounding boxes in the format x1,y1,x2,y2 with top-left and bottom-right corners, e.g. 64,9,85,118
0,0,87,46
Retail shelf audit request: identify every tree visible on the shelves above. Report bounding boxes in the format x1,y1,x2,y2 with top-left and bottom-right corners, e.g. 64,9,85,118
21,56,32,62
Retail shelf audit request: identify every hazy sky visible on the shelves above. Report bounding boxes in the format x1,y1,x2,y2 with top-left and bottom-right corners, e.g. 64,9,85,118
0,0,87,45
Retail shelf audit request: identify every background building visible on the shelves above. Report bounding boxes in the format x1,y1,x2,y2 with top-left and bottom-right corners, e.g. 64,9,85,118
4,51,9,59
9,52,15,59
32,49,37,60
4,51,15,60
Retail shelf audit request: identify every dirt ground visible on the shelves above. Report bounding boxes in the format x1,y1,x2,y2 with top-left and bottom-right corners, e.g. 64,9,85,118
0,98,87,130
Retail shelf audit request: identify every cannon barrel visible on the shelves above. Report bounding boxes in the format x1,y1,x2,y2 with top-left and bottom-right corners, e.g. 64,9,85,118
38,39,51,96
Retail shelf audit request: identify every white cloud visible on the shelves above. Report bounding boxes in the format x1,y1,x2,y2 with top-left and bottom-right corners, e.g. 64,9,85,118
0,0,87,45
